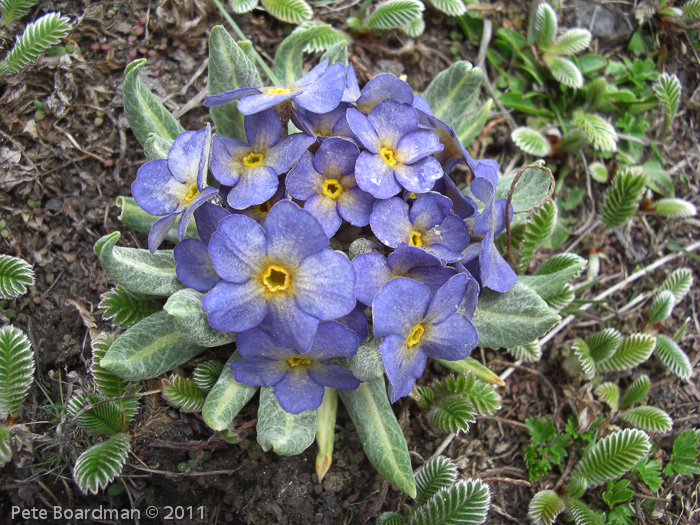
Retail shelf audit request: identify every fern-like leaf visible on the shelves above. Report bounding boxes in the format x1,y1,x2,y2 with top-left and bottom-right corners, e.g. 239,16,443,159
596,334,656,372
653,73,681,135
433,374,501,415
0,254,34,300
549,28,592,56
193,361,224,393
566,497,604,525
363,0,424,30
586,328,621,363
416,386,435,410
652,198,697,217
99,285,161,327
647,290,675,325
161,375,206,412
415,455,458,506
296,22,349,53
0,325,34,420
571,339,596,380
653,334,692,380
682,0,700,19
428,394,476,433
73,433,130,495
377,512,406,525
571,428,651,488
400,16,425,37
413,479,491,525
658,267,693,303
528,489,565,525
0,12,70,74
426,0,465,16
599,170,645,229
91,333,139,424
507,341,542,362
260,0,312,24
595,382,620,412
229,0,258,13
619,406,673,434
0,0,38,26
620,375,650,408
573,111,618,151
544,55,583,89
518,201,558,272
511,127,552,157
545,283,575,310
535,2,557,48
67,393,128,436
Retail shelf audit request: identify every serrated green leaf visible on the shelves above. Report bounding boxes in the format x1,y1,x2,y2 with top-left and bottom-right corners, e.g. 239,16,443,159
633,457,663,491
67,393,127,435
572,339,596,380
0,12,70,75
586,328,621,363
208,26,262,142
273,23,332,84
91,332,138,397
683,0,700,19
340,377,416,498
642,159,674,197
507,341,542,362
658,267,693,303
202,352,258,431
599,170,645,229
456,99,492,145
100,311,205,381
511,127,552,157
521,251,585,297
229,0,258,13
425,0,465,16
164,288,236,347
433,374,501,415
663,429,700,476
653,334,692,380
528,489,565,525
597,334,656,372
544,55,583,88
412,479,491,525
429,394,476,433
566,497,604,525
99,286,161,327
114,196,197,244
400,15,425,37
377,512,406,525
620,406,673,434
193,361,224,392
620,375,650,408
122,59,184,147
0,425,13,468
1,0,39,26
652,198,697,217
549,28,592,56
647,290,675,325
260,0,312,23
415,455,458,506
573,111,618,151
94,232,185,297
162,375,206,412
473,282,560,349
572,428,651,487
73,433,130,495
535,3,557,48
364,0,424,30
0,325,34,420
319,39,348,66
0,254,34,300
416,385,434,410
257,386,317,455
545,283,575,310
296,22,349,55
422,61,483,132
595,382,620,412
654,72,681,135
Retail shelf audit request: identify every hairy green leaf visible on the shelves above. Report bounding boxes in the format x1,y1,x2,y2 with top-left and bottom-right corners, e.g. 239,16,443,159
67,393,127,435
296,22,349,54
658,267,693,303
400,15,425,37
164,288,236,347
0,425,13,468
647,290,675,325
319,39,349,65
653,334,692,380
507,341,542,362
73,433,130,495
521,251,585,298
571,339,595,380
202,352,257,431
620,406,672,434
91,333,139,425
599,170,645,229
257,386,317,455
544,55,583,88
495,165,553,215
229,0,258,13
429,395,476,433
143,133,173,160
412,479,491,525
433,374,501,415
0,12,70,74
653,73,681,135
546,284,575,311
682,0,700,19
573,111,618,151
273,23,332,84
364,0,424,30
566,497,604,525
528,490,564,525
652,198,697,217
415,455,458,506
456,99,492,145
1,0,39,26
589,161,609,183
99,286,161,327
162,375,206,412
511,127,552,157
597,334,656,372
193,361,224,393
595,382,620,412
0,325,34,420
0,254,34,300
434,357,505,386
260,0,312,24
377,512,406,525
549,28,592,56
425,0,465,16
619,375,650,408
535,2,557,48
586,327,621,363
422,60,483,132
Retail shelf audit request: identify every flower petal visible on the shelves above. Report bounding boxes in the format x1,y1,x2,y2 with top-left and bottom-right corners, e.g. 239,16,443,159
208,214,267,283
346,108,380,153
226,166,279,210
292,62,346,114
426,273,469,325
203,87,262,107
260,293,320,352
420,314,477,361
264,200,329,267
406,266,456,295
274,369,325,413
381,333,427,403
367,100,418,149
370,197,412,248
264,132,315,174
177,186,218,241
308,363,361,390
356,73,414,114
230,357,287,387
286,151,323,200
395,130,443,165
210,135,247,186
387,245,442,274
132,159,184,215
236,326,295,360
245,108,282,149
342,63,361,103
294,249,356,321
304,194,342,238
372,277,431,338
304,321,360,361
314,137,359,176
202,279,267,332
148,212,179,253
238,91,297,115
336,305,369,343
336,186,375,228
174,238,221,291
409,192,452,230
393,157,444,194
194,202,231,243
355,152,402,199
353,253,392,306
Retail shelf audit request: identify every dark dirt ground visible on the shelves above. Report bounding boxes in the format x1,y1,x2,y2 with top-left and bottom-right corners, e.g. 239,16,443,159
0,0,699,523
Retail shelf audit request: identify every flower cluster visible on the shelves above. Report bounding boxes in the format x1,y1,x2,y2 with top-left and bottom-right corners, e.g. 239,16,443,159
132,59,517,412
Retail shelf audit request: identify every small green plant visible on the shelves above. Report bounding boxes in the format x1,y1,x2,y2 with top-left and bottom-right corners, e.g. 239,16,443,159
0,0,38,27
228,0,312,24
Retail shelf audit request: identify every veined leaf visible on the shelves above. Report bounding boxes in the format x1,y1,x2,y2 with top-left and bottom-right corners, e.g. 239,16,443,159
67,393,127,435
99,285,161,327
544,55,583,89
595,382,620,412
653,73,681,135
319,40,348,66
91,333,139,424
596,334,656,372
658,267,693,303
535,2,557,48
260,0,312,24
586,327,621,363
434,374,501,415
229,0,258,13
164,288,236,347
572,428,651,487
507,341,542,362
0,254,34,300
652,198,697,217
549,28,592,56
434,357,506,386
412,479,491,525
193,361,224,392
400,16,425,37
573,111,618,151
257,386,317,455
0,325,34,420
0,12,70,74
422,60,483,132
619,406,672,434
528,489,565,525
415,455,458,506
296,21,349,54
162,375,206,412
428,394,476,433
522,251,585,298
599,170,645,229
377,512,406,525
426,0,465,16
364,0,424,30
654,334,692,380
202,352,258,432
1,0,39,26
0,425,13,468
646,290,675,325
73,433,130,495
663,429,700,476
566,497,604,525
511,127,552,157
619,375,650,408
456,99,492,145
633,457,663,491
273,23,332,84
682,0,700,19
571,339,595,380
545,284,575,311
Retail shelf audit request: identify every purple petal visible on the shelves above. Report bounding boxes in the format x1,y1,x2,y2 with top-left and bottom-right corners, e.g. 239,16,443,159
356,73,414,114
396,130,443,165
226,166,279,210
238,90,297,115
336,305,369,343
132,159,183,216
412,95,434,117
336,186,375,227
203,87,262,107
481,231,518,292
355,152,402,199
406,266,456,295
304,194,342,238
231,357,287,387
409,192,452,230
387,245,442,274
426,273,469,325
353,253,392,306
369,197,412,248
381,333,427,403
177,186,218,241
346,108,380,153
286,151,322,200
393,157,444,194
245,108,282,149
314,137,359,176
308,363,361,390
295,249,356,320
194,202,231,243
305,321,359,361
342,63,361,103
274,369,325,413
293,62,346,114
208,214,267,283
367,101,418,149
294,59,329,87
148,212,179,253
265,132,315,174
372,277,431,338
437,173,477,219
203,279,267,332
168,127,209,185
261,294,320,352
423,214,469,257
236,326,295,360
174,238,221,291
264,200,329,267
421,314,477,360
210,135,247,186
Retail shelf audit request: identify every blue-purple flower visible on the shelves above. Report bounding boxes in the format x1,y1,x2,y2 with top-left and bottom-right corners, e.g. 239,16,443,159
210,109,314,209
231,321,361,413
355,73,414,114
286,137,375,237
372,273,479,402
291,103,355,143
347,100,444,199
131,125,217,252
202,200,356,351
203,60,346,115
370,192,469,263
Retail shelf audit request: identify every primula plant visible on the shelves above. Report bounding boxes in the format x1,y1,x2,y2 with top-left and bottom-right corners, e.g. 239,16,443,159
90,25,560,498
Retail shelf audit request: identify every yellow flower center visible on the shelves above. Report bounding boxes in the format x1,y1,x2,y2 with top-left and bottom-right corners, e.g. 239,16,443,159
287,356,313,367
243,152,264,168
409,192,418,199
266,87,293,95
183,183,199,204
380,147,397,166
254,200,272,217
322,179,343,199
262,264,290,293
407,324,425,348
409,231,423,247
